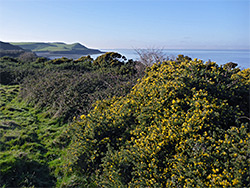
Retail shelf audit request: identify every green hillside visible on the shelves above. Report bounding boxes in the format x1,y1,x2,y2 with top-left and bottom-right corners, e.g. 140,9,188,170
0,41,36,59
11,42,102,55
0,41,24,51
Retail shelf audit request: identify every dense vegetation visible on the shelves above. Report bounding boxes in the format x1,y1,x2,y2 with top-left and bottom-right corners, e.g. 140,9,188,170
66,56,250,187
0,52,145,187
0,85,61,187
0,53,249,187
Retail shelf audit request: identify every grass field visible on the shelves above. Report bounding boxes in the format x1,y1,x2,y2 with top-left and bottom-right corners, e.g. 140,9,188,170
10,42,89,52
0,84,68,187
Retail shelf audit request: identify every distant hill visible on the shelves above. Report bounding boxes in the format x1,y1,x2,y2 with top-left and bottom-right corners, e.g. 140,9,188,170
0,41,24,51
0,41,34,58
11,42,103,56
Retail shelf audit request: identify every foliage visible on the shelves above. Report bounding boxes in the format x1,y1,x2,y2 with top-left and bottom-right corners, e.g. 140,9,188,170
0,57,37,85
0,52,145,187
0,50,25,58
93,52,127,67
46,57,73,65
1,52,249,187
19,53,143,122
67,58,250,187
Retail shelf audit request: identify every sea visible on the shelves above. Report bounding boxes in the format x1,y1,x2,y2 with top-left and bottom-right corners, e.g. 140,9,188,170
39,49,250,69
93,49,250,69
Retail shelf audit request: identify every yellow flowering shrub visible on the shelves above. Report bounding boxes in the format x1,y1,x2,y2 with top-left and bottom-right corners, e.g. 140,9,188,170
67,57,250,187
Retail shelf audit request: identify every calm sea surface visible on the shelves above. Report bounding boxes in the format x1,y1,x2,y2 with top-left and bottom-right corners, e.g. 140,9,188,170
40,49,250,69
93,49,250,69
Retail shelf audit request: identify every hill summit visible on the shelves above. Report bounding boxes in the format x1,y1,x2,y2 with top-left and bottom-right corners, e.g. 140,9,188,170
0,41,24,51
11,42,103,57
0,41,36,59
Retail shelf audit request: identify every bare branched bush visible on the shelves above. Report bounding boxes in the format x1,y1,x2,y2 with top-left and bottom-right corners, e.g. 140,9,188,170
134,48,168,67
18,52,37,63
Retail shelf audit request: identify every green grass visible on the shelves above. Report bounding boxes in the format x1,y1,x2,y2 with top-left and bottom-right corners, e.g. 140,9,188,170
0,84,70,187
10,42,88,52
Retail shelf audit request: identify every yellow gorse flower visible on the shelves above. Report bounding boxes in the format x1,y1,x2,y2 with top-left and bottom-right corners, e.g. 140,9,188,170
68,58,250,187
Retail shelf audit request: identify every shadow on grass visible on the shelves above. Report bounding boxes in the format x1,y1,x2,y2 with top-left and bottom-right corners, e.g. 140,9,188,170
0,156,56,187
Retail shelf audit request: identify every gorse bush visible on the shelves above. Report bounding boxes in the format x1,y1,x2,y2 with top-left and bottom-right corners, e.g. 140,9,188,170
67,58,250,187
20,70,138,122
93,52,127,67
0,52,145,187
1,53,249,187
19,52,144,122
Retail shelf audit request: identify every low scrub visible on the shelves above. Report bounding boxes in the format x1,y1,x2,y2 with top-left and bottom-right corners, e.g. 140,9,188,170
66,57,250,187
19,52,144,122
0,52,145,187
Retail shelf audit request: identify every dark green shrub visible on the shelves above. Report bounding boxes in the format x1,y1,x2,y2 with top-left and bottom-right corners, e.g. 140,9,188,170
19,53,143,122
0,56,18,63
46,57,73,65
66,58,250,187
93,52,126,67
0,52,144,187
34,57,49,64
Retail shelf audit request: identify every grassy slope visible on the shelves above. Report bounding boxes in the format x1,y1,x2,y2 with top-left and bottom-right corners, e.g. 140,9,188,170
0,84,69,187
0,41,24,51
0,41,27,58
10,42,89,52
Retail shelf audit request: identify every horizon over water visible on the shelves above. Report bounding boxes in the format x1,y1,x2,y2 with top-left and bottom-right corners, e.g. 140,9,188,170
93,49,250,69
38,49,250,69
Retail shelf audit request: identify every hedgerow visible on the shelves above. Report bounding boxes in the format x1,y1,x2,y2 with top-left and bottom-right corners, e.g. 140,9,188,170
66,57,250,187
19,53,144,122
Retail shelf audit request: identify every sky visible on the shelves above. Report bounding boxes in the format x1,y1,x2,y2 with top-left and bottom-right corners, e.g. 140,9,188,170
0,0,249,49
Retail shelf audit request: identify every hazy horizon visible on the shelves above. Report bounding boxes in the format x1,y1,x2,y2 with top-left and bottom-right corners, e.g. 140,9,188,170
4,41,250,51
1,0,249,50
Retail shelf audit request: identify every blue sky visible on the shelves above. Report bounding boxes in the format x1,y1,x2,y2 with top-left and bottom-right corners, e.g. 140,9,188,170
0,0,249,49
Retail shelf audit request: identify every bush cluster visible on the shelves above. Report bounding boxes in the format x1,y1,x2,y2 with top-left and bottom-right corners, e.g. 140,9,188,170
1,53,249,187
18,52,144,122
0,52,145,187
66,57,250,187
0,52,144,122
